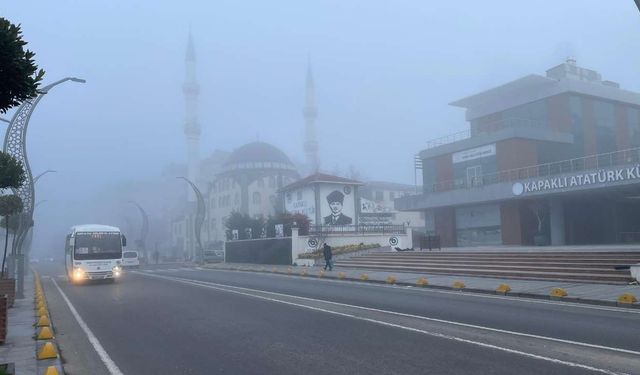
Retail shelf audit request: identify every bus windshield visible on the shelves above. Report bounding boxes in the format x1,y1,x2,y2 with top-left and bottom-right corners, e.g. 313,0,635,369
74,232,122,260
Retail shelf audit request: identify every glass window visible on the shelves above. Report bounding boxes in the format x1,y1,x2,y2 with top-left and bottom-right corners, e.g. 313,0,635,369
569,95,584,158
593,100,615,154
628,107,640,147
268,176,276,188
375,191,384,201
257,178,264,188
455,204,501,246
74,232,122,260
389,192,395,200
297,190,302,200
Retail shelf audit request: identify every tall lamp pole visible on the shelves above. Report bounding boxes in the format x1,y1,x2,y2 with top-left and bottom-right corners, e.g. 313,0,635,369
128,201,149,264
177,177,205,264
2,77,84,299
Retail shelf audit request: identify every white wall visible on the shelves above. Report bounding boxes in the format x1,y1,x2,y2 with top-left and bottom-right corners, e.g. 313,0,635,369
291,226,413,263
284,186,317,223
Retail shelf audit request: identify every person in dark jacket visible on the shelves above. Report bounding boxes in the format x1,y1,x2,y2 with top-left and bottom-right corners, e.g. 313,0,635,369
322,243,333,271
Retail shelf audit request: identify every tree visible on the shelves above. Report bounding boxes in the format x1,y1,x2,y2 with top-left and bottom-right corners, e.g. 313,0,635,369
265,212,310,237
224,212,264,240
0,152,26,189
0,152,25,278
0,17,45,113
0,195,23,278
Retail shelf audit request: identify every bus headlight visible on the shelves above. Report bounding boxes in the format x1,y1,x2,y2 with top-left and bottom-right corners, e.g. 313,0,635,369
73,268,85,280
112,266,122,277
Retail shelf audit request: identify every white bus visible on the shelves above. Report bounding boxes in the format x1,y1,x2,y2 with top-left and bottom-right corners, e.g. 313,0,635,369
65,224,126,283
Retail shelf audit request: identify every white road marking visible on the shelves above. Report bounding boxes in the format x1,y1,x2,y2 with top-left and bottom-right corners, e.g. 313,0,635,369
137,272,640,356
51,278,125,375
137,272,631,375
200,267,640,315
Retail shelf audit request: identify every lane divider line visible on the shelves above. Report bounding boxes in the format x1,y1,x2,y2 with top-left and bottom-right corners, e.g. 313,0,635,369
136,271,640,357
137,272,630,375
196,267,640,315
50,278,124,375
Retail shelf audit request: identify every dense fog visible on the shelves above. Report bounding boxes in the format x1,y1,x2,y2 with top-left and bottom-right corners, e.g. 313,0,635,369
1,1,639,257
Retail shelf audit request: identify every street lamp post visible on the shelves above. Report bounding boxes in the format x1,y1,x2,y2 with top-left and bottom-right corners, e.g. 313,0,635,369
177,177,205,264
33,170,57,185
2,77,84,299
128,201,149,264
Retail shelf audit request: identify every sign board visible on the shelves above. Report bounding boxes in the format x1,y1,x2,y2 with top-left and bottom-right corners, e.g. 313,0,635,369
452,144,496,164
359,213,393,225
512,164,640,196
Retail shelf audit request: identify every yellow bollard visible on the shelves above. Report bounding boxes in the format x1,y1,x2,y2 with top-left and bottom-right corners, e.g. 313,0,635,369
43,366,60,375
550,288,568,298
37,326,54,340
318,270,325,278
287,267,293,274
36,315,50,327
359,273,369,281
338,272,346,279
37,306,48,318
300,269,307,276
37,342,58,360
452,281,465,290
496,284,511,294
617,293,638,304
386,275,397,284
416,277,428,286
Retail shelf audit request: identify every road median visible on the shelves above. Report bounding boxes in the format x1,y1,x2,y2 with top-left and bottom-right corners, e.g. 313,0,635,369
202,263,640,309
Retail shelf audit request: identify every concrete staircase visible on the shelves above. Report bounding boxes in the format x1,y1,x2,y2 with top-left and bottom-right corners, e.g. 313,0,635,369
335,251,640,284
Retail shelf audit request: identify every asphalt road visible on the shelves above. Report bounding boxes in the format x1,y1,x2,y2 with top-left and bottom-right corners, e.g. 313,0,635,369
36,262,640,375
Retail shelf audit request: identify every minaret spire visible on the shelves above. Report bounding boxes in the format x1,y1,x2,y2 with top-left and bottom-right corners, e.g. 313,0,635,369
183,29,200,201
303,60,319,174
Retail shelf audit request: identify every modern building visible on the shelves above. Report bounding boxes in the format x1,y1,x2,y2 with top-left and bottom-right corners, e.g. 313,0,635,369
397,59,640,247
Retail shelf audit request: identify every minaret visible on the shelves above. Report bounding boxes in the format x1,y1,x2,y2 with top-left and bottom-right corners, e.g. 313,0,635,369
183,30,200,201
303,61,319,174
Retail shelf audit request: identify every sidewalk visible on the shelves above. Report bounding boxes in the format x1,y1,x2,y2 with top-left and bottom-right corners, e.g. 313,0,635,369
204,262,640,308
0,274,37,374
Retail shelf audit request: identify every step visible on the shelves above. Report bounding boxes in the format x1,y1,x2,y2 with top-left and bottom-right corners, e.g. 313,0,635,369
335,261,630,274
342,258,639,266
332,263,632,284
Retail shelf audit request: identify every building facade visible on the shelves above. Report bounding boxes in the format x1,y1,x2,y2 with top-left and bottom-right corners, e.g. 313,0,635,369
360,181,424,228
397,59,640,247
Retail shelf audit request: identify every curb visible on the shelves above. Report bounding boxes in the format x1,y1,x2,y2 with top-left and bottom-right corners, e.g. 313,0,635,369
33,272,64,375
208,265,640,310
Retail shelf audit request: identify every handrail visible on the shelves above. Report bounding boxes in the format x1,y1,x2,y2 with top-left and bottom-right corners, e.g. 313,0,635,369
424,117,549,150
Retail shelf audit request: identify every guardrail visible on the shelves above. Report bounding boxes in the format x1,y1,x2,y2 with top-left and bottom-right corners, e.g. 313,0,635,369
424,118,548,150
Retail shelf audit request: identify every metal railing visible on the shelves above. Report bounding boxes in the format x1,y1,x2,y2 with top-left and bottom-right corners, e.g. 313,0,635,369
430,147,640,193
308,224,406,235
426,129,470,149
424,118,549,150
